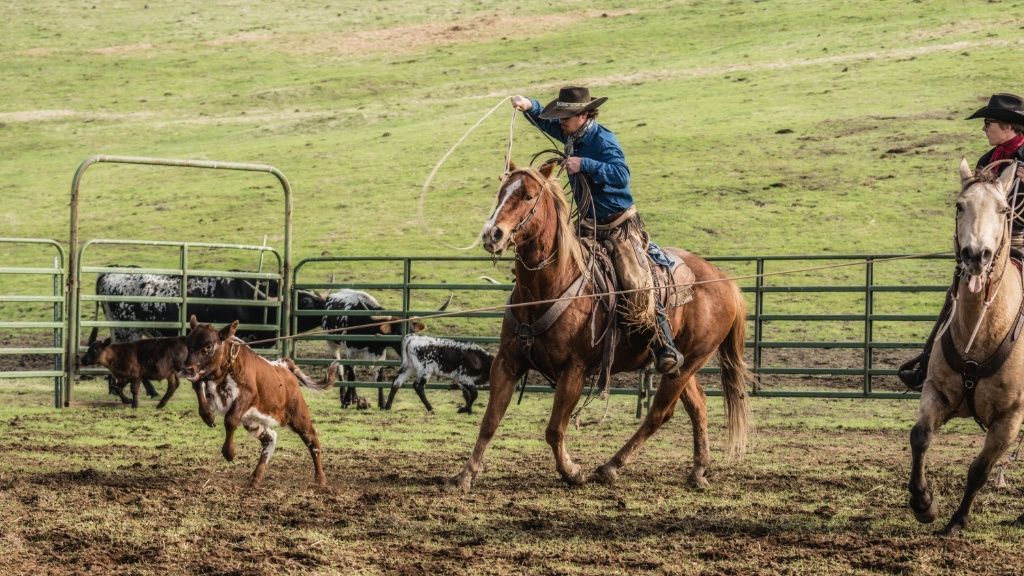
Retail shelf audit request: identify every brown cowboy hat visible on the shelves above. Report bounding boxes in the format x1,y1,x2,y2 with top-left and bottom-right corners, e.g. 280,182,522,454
538,86,608,120
967,93,1024,125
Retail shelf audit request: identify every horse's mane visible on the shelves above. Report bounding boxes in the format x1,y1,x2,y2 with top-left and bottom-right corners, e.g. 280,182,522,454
517,168,586,275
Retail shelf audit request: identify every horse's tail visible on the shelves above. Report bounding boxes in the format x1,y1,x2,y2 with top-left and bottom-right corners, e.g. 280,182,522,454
718,281,752,458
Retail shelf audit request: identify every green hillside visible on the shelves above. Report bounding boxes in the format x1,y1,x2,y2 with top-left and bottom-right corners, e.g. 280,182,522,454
3,1,1022,261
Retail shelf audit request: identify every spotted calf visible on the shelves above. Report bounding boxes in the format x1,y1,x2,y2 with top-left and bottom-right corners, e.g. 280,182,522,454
384,334,493,414
181,315,338,487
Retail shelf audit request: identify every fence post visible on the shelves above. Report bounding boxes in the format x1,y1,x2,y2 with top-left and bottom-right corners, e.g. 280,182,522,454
753,258,765,394
863,257,874,395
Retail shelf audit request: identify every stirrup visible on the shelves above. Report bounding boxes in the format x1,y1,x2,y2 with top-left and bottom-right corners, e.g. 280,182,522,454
897,354,927,392
655,347,682,375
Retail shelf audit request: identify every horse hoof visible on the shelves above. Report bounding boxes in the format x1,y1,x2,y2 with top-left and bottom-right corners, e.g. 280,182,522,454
561,466,586,487
590,465,618,485
910,495,937,524
445,474,472,493
222,447,235,462
688,473,710,490
937,519,964,537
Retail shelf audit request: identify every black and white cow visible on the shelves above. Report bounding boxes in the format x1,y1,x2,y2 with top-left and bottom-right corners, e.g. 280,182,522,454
384,334,493,414
321,289,426,409
96,270,325,344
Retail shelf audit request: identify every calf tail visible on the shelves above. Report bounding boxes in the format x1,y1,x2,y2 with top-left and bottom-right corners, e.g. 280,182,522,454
286,358,338,391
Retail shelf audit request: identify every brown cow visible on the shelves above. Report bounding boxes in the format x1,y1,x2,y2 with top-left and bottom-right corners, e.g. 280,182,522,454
80,327,211,420
181,315,337,487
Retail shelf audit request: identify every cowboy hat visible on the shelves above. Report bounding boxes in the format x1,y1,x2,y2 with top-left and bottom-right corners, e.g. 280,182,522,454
538,86,608,120
967,93,1024,125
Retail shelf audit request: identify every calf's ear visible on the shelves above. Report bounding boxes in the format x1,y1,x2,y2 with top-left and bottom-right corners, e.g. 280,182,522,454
411,320,426,333
189,314,199,329
219,320,239,341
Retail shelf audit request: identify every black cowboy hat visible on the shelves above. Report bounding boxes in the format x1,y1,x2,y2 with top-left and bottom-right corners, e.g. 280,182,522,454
967,93,1024,125
538,86,608,120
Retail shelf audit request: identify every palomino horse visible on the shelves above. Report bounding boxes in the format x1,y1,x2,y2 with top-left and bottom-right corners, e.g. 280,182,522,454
447,162,751,491
909,160,1024,535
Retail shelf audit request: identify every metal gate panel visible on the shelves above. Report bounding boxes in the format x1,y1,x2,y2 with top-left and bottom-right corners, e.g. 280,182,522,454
0,238,66,407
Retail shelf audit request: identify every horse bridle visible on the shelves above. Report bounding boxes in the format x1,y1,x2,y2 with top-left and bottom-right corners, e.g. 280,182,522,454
496,169,559,270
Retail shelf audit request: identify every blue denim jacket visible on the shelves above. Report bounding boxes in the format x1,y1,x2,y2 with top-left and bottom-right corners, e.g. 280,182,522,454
523,98,633,221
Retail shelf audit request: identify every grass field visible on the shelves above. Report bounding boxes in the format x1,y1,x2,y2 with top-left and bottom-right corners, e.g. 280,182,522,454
5,1,1024,574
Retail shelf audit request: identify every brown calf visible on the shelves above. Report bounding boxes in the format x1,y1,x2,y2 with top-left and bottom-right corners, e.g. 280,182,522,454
181,315,337,487
79,328,212,424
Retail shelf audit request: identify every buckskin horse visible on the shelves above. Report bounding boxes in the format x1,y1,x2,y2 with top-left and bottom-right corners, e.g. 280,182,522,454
447,162,751,491
909,160,1024,535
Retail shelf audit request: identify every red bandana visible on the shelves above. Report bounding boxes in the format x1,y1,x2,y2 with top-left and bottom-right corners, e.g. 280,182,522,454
987,134,1024,169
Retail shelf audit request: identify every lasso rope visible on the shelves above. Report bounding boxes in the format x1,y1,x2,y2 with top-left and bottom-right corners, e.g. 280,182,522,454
417,97,512,252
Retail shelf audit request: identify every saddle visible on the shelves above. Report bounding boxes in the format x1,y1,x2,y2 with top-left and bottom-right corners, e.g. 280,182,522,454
647,241,695,311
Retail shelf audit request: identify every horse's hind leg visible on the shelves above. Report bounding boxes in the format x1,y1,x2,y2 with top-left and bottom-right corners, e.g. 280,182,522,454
545,364,586,486
941,414,1022,536
677,375,710,488
908,386,954,525
593,368,690,485
447,352,523,493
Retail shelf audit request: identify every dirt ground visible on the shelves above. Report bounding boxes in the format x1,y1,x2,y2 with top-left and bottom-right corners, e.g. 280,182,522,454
1,378,1023,576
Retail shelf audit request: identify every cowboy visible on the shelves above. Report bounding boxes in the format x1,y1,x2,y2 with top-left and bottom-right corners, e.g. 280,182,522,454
898,93,1024,389
511,86,683,375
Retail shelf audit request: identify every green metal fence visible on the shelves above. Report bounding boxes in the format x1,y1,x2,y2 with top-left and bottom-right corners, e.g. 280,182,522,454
290,252,951,403
62,154,296,406
0,246,951,406
0,238,66,407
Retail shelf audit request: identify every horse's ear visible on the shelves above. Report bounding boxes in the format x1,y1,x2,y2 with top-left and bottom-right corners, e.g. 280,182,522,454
88,327,98,344
998,163,1017,191
958,158,974,184
539,161,555,179
508,160,517,172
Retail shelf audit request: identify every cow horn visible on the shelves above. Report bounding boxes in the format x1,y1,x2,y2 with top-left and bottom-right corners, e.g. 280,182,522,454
437,294,453,312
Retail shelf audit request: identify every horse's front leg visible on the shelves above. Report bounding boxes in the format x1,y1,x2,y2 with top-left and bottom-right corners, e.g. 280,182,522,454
447,350,523,493
546,363,587,486
940,412,1022,536
908,385,953,525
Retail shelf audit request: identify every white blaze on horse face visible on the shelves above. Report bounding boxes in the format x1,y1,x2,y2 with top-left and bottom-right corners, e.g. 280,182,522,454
481,176,524,250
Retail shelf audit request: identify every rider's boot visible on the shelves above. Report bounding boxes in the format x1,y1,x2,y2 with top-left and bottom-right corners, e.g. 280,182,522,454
653,306,683,375
898,292,954,392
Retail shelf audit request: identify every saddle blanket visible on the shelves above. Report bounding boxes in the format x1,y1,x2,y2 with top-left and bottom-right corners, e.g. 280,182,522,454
648,242,694,309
